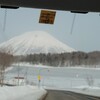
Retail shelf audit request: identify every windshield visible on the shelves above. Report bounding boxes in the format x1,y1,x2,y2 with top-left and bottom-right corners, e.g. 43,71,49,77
0,7,100,100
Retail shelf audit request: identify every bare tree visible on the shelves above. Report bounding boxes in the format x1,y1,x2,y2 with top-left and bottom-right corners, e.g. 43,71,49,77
85,75,94,87
0,49,13,86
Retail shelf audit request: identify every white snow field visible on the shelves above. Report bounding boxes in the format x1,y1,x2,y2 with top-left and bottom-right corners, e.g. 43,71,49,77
4,63,100,97
0,85,47,100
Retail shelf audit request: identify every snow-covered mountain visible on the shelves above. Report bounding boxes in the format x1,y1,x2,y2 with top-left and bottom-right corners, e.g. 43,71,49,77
0,31,76,55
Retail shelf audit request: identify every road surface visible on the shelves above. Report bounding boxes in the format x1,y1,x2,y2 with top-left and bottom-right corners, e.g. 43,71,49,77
43,90,100,100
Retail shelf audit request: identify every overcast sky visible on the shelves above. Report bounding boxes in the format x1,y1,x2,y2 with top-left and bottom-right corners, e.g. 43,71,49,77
0,7,100,52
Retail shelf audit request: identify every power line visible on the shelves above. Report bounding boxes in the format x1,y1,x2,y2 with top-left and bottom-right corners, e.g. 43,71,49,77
3,9,7,32
70,13,76,34
0,9,8,42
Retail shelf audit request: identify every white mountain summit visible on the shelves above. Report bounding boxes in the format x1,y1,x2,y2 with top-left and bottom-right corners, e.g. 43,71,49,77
0,31,76,55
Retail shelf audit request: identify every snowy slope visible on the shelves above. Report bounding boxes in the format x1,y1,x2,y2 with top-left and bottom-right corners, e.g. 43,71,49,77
0,31,75,55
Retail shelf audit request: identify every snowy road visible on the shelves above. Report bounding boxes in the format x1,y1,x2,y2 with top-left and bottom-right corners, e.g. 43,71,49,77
44,90,100,100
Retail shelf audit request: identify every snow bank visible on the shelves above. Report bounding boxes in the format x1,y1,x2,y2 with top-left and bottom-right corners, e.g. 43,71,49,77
12,63,54,68
69,86,100,97
44,85,100,97
0,85,47,100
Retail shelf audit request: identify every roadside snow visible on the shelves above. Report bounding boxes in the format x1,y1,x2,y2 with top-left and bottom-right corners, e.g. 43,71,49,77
0,85,47,100
44,85,100,97
69,86,100,97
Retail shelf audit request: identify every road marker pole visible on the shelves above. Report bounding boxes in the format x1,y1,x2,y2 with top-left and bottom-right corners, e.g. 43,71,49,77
38,75,41,88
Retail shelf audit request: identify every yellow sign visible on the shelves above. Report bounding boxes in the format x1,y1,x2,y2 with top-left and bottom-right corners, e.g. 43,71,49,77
38,75,41,80
39,10,56,24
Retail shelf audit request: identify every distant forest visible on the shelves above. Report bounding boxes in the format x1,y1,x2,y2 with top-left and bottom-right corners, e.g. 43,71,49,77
15,51,100,67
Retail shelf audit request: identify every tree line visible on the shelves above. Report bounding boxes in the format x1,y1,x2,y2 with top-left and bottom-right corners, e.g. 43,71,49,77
16,51,100,67
0,50,14,86
0,49,100,86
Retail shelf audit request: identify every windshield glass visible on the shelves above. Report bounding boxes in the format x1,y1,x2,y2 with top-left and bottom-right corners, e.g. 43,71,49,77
0,7,100,99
